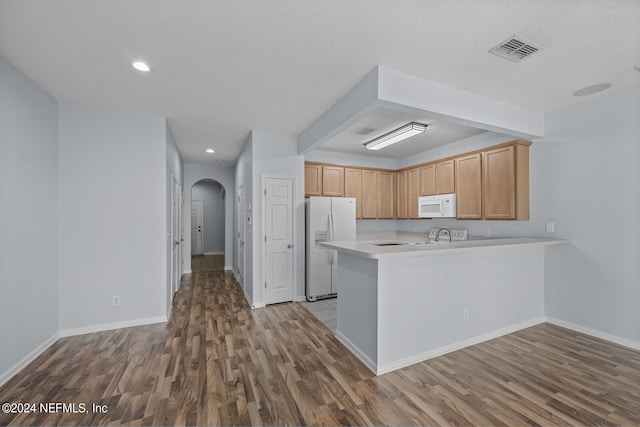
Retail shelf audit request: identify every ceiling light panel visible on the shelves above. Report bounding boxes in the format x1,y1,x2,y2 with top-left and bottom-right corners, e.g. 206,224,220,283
364,122,427,151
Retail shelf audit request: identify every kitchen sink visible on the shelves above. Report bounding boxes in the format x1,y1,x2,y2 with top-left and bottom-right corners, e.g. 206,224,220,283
373,242,408,246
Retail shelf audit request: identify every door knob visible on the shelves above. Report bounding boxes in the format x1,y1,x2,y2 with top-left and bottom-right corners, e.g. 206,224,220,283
287,244,293,248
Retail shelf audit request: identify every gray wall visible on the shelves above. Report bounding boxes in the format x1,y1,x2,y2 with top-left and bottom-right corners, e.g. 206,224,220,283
192,180,226,254
0,56,59,381
542,87,640,342
58,102,167,331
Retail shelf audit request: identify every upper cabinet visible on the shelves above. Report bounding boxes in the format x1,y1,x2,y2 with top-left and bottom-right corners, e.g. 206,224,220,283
483,141,530,220
396,171,408,219
419,160,455,196
361,169,378,219
435,160,455,194
407,168,420,218
344,168,363,219
304,139,530,221
455,153,483,220
304,163,322,196
322,165,344,197
377,171,395,219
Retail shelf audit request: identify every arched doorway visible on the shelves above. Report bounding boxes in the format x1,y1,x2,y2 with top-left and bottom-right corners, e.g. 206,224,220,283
190,179,226,272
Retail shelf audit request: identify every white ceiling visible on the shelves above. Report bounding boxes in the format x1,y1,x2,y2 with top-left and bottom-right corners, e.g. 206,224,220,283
1,0,639,165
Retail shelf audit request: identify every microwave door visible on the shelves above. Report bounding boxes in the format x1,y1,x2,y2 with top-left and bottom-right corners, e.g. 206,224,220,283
422,201,443,217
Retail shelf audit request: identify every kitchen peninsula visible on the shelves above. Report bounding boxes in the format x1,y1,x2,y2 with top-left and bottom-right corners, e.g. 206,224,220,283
322,237,566,375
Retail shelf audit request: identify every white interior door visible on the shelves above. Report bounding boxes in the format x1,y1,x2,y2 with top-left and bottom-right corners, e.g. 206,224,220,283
171,178,182,294
264,177,294,305
237,186,246,291
191,200,203,255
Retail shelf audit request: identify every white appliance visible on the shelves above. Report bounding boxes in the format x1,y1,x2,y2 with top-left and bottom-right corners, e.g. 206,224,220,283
418,193,457,218
305,196,356,301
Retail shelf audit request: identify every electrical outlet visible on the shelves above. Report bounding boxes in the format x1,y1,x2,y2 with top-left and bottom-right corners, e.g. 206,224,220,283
112,296,121,306
463,308,470,320
483,228,491,237
545,221,555,233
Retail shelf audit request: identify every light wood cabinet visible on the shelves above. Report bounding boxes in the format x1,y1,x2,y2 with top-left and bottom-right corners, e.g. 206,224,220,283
377,171,395,219
396,171,408,219
419,164,435,196
304,163,322,196
455,153,483,219
407,168,420,218
483,141,530,220
435,159,455,194
419,161,455,196
344,168,363,219
304,139,530,221
361,170,378,219
322,165,344,197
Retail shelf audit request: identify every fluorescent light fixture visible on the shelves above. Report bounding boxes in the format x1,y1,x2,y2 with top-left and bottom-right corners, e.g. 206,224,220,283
205,148,215,153
364,122,428,150
132,61,150,72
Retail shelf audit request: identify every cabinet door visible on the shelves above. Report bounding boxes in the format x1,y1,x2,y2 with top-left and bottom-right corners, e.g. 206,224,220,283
344,168,363,219
419,164,436,196
435,159,455,194
455,153,482,219
322,166,344,197
304,164,322,196
483,146,516,219
377,171,395,219
407,168,420,218
361,170,378,219
396,171,408,219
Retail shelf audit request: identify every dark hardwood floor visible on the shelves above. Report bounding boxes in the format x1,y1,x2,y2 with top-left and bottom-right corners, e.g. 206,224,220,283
1,270,639,426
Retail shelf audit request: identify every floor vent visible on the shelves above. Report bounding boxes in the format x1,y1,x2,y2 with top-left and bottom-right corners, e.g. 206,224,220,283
489,35,541,62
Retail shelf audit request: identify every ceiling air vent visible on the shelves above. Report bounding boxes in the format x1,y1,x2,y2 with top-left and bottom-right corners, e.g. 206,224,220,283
489,35,541,62
355,127,376,135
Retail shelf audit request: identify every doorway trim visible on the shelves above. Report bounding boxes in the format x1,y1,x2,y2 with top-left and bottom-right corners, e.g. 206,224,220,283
261,174,297,307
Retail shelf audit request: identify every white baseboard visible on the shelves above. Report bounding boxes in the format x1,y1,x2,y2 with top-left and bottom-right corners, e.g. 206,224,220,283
340,317,544,376
376,317,546,375
545,317,640,351
0,333,60,388
204,252,224,255
335,330,378,374
59,316,168,337
183,269,192,274
294,295,307,302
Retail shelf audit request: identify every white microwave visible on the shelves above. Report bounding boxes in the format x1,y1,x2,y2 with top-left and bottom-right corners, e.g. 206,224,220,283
418,193,457,218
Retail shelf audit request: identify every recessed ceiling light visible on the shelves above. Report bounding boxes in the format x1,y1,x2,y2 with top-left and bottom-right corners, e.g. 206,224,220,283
132,61,150,72
217,160,223,163
205,148,215,153
573,83,612,97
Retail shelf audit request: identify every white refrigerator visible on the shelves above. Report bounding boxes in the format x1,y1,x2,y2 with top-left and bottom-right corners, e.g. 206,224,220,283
305,196,356,301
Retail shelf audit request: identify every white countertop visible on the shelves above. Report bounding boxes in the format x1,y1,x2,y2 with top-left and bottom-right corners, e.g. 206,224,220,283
321,236,567,259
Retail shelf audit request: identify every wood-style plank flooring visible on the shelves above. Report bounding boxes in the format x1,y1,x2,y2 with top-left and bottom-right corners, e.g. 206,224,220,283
1,270,640,426
190,254,224,272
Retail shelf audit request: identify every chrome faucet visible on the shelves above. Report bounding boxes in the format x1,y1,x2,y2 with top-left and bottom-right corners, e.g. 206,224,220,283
435,227,452,242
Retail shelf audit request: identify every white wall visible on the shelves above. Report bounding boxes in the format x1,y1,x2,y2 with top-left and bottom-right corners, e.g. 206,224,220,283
183,163,235,272
191,180,225,253
0,56,59,381
58,102,167,331
542,87,640,343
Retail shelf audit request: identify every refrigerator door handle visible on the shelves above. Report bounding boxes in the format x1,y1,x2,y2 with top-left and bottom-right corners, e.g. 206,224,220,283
328,212,333,264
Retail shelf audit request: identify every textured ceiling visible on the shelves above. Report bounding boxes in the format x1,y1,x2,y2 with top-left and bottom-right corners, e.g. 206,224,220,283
1,0,639,164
